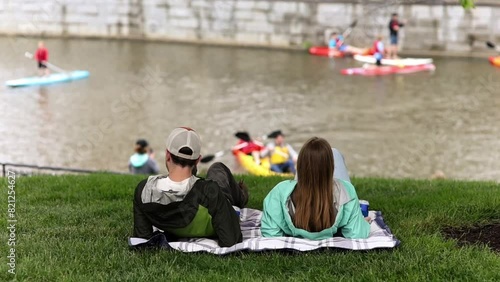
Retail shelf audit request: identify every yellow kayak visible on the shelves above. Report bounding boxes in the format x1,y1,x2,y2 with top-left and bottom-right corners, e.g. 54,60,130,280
234,151,293,177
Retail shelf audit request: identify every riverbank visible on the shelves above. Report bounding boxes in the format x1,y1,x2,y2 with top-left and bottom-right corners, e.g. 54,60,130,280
1,174,499,280
2,33,498,59
1,0,499,57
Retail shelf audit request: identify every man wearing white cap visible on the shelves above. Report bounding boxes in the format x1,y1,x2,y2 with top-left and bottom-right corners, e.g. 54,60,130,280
132,127,248,247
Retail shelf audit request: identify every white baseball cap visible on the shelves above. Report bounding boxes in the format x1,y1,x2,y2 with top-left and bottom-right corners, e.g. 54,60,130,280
166,127,202,160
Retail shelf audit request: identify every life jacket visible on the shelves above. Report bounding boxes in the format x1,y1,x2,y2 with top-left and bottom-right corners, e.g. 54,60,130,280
373,40,383,53
270,146,289,164
234,140,264,155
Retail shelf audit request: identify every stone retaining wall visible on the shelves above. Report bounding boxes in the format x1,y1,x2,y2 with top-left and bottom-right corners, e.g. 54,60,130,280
0,0,499,53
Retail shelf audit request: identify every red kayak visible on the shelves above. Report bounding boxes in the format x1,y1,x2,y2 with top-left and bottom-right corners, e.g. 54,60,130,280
341,64,436,76
489,56,500,67
309,46,373,57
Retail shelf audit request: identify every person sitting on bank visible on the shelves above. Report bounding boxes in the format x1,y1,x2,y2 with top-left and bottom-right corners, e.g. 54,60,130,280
129,139,160,175
261,137,370,240
233,131,264,164
261,130,297,174
133,127,249,247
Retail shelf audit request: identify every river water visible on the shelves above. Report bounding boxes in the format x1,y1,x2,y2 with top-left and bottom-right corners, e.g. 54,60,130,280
1,37,499,180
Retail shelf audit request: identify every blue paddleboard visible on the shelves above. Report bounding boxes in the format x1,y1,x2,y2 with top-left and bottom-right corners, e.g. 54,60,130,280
5,70,90,87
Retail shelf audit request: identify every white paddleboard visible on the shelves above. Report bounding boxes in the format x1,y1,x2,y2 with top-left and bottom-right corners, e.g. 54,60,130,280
354,55,433,66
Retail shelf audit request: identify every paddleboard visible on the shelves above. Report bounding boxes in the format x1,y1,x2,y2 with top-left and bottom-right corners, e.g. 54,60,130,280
341,64,436,76
5,70,90,87
354,55,433,66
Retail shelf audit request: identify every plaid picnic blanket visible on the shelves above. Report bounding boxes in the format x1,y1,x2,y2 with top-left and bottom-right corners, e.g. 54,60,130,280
128,208,400,254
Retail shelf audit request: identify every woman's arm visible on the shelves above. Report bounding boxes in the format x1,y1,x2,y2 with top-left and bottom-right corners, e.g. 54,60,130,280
261,187,286,237
340,197,371,239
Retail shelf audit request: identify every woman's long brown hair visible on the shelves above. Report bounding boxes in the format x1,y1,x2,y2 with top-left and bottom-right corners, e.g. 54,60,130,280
291,137,336,232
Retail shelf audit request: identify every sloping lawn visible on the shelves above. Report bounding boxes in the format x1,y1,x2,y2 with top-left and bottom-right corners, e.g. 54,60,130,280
1,174,499,281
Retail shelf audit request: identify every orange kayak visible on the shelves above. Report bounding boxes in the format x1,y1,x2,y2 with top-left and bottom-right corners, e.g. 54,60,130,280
308,46,373,57
489,56,500,67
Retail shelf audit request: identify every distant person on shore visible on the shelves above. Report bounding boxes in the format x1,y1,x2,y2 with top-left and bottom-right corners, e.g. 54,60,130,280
233,131,264,164
129,139,160,175
388,13,405,59
261,137,371,240
35,41,50,76
132,127,249,247
261,130,297,174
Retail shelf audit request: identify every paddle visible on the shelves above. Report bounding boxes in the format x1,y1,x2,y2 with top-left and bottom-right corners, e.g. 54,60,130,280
200,130,279,163
342,20,358,39
25,52,67,73
486,41,500,52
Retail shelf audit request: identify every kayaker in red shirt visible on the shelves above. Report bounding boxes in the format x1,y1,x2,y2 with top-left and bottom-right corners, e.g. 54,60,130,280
35,41,50,76
233,132,264,164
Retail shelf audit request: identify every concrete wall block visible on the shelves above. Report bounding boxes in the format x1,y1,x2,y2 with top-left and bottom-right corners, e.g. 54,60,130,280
234,10,255,20
316,3,351,26
166,0,189,8
236,1,254,10
235,32,269,44
254,1,270,11
65,13,99,24
169,18,199,29
164,28,198,40
289,21,306,35
445,6,465,18
114,5,130,15
270,34,289,46
297,2,312,17
212,20,235,31
268,13,284,23
198,19,211,30
169,7,193,18
21,3,41,13
273,1,297,14
191,0,210,8
238,21,273,33
73,3,100,15
410,5,432,20
212,8,233,21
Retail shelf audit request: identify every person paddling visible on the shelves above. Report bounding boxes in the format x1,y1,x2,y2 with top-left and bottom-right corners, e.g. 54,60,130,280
35,41,50,76
388,13,405,59
373,36,385,67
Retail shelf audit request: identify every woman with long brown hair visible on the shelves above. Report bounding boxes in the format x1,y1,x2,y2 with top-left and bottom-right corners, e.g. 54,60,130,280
261,137,370,239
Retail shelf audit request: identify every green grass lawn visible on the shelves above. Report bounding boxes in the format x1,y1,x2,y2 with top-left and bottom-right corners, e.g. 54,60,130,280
1,174,499,281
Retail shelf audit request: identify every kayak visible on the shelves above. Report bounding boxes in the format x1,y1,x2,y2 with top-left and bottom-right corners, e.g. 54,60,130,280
233,151,293,177
354,55,433,66
309,47,345,57
309,46,372,57
341,64,436,76
489,56,500,67
5,70,90,87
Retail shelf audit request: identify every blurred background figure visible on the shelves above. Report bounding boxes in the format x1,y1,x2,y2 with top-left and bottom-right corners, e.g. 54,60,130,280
233,131,264,164
35,41,50,76
262,130,298,174
129,139,160,175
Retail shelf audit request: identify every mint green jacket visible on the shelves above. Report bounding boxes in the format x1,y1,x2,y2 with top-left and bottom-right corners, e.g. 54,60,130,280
261,179,370,240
